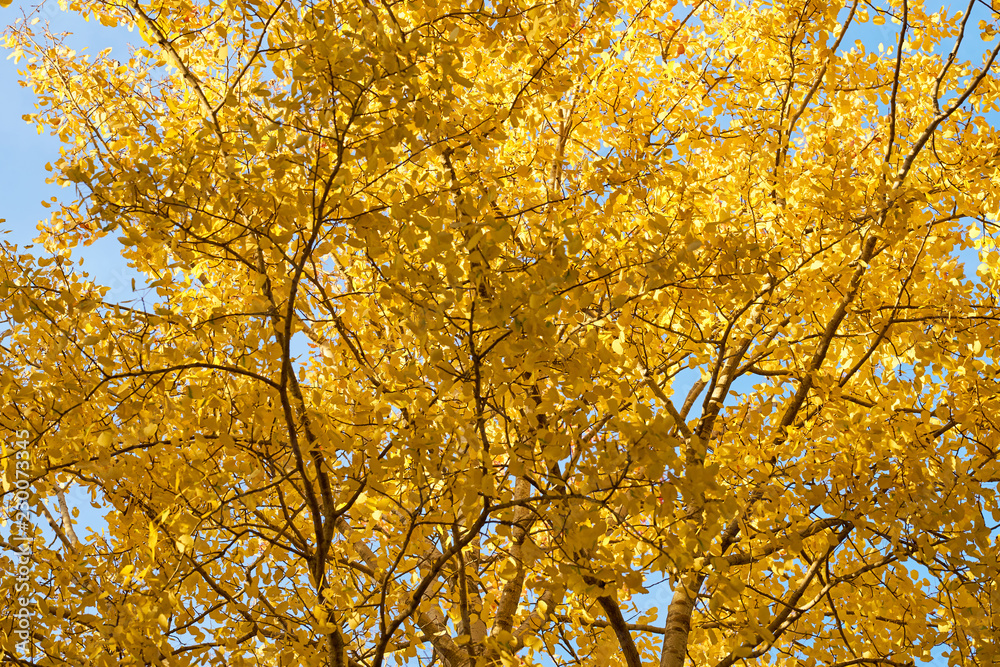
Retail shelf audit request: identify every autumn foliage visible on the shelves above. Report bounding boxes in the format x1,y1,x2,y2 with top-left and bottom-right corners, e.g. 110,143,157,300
1,0,1000,665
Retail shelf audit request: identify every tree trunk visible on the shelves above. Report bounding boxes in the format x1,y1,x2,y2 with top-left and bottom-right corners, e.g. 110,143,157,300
659,578,699,667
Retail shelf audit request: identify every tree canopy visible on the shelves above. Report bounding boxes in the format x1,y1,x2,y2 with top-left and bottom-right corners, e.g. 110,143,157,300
2,0,1000,665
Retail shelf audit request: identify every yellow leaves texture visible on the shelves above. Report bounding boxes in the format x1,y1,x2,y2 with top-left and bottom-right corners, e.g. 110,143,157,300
0,0,999,666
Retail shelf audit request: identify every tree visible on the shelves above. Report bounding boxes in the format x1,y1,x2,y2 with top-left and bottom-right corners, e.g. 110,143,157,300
1,0,999,665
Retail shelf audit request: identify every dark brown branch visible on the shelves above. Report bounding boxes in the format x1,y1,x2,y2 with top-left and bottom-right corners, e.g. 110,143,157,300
595,595,644,667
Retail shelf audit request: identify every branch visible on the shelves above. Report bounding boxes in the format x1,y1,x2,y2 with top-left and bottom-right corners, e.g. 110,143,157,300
127,1,224,141
713,525,853,667
895,28,1000,186
372,501,491,667
640,364,693,440
883,0,909,163
491,477,534,637
551,614,666,635
595,595,644,667
724,517,851,566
